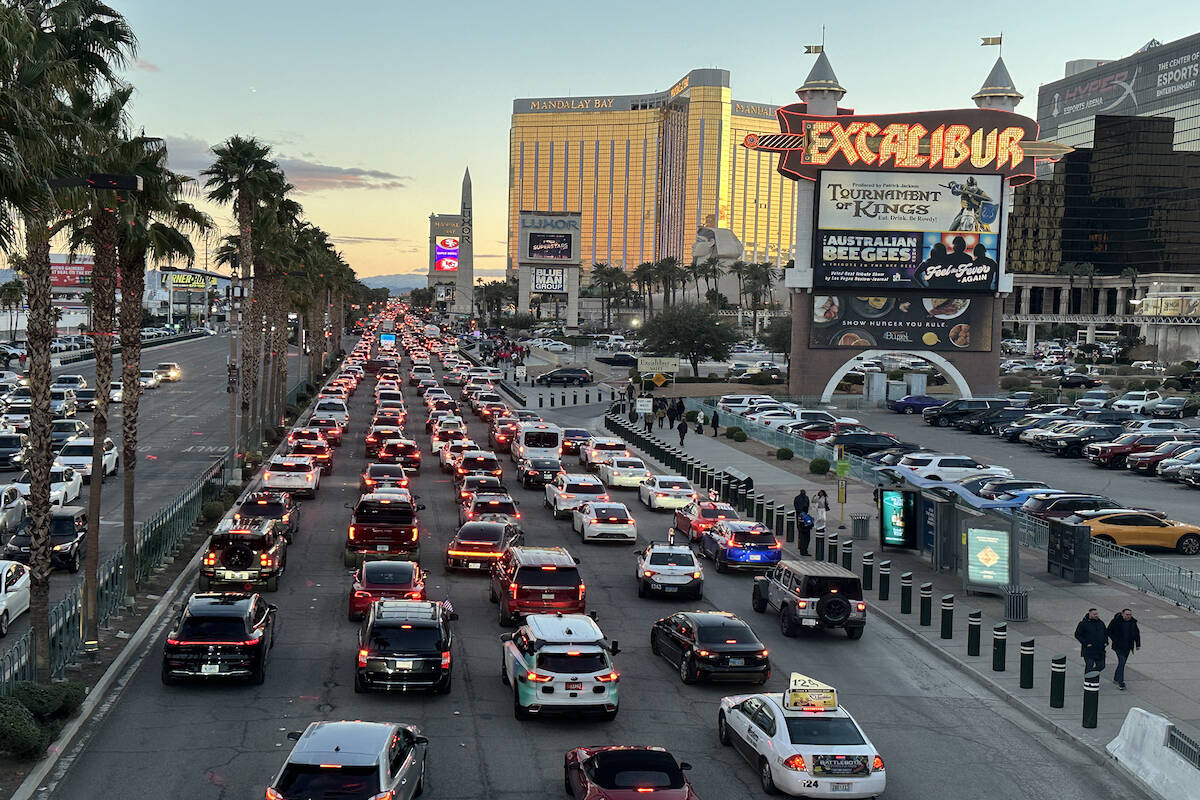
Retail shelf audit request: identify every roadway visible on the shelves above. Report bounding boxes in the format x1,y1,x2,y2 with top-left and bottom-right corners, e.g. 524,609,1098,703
43,343,1126,800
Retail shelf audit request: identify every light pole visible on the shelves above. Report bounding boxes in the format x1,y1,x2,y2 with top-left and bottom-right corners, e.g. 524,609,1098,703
227,255,242,486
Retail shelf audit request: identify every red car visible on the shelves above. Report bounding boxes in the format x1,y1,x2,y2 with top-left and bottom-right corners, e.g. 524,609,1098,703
796,421,870,442
672,500,740,541
1085,432,1190,468
564,746,699,800
346,560,425,620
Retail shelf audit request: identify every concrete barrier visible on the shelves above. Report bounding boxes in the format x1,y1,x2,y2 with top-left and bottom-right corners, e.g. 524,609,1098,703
1106,708,1200,800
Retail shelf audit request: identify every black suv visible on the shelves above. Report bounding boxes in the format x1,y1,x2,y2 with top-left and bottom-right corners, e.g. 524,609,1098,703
355,600,457,694
1020,492,1120,520
821,431,906,457
1039,424,1125,457
751,560,866,639
161,592,276,684
923,398,1008,427
0,431,29,470
535,367,594,387
4,506,86,572
199,518,288,591
233,491,300,542
955,407,1025,435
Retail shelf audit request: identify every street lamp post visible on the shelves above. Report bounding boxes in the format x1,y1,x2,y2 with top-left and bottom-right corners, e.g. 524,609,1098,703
227,255,242,486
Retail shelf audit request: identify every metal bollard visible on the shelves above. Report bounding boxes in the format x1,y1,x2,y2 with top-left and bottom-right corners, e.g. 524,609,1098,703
561,392,567,406
764,501,777,528
919,583,933,626
940,595,954,640
573,391,578,405
967,611,982,656
862,552,874,591
549,394,555,407
753,494,766,522
784,511,796,543
1082,671,1100,728
538,394,544,408
585,390,590,404
827,533,839,565
899,572,913,614
992,623,1007,672
1020,639,1035,689
841,539,853,571
878,560,891,601
1049,655,1066,708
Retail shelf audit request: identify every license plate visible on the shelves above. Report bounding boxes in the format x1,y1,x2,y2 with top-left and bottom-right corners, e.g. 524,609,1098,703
565,681,583,690
749,554,762,561
376,545,389,551
663,586,677,593
395,660,413,669
832,783,852,792
224,571,254,580
729,657,745,666
467,562,482,569
200,664,220,675
542,593,556,600
802,618,818,627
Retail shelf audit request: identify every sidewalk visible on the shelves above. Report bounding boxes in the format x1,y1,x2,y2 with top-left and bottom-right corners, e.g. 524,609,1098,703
602,416,1200,760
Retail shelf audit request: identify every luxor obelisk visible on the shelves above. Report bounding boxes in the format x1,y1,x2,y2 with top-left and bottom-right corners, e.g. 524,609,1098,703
454,167,475,317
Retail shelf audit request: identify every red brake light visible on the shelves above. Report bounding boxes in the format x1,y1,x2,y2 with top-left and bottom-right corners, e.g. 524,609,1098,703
358,649,369,667
595,670,619,682
203,552,216,566
872,755,885,771
578,583,586,601
348,525,356,540
354,590,372,599
783,754,808,771
260,553,272,568
441,650,451,669
797,600,808,608
266,788,284,800
856,602,866,612
525,671,553,682
509,581,518,599
262,471,270,480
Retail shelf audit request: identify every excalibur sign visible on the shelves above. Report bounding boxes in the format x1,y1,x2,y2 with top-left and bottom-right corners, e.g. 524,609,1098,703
743,108,1071,185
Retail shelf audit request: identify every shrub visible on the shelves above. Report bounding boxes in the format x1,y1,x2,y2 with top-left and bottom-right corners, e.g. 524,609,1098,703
1108,377,1126,391
809,458,830,475
285,404,299,418
1125,379,1144,391
1164,378,1182,391
844,372,864,386
732,431,748,442
684,410,699,422
296,392,310,404
777,447,794,460
11,682,63,720
0,696,48,759
1116,365,1134,376
56,682,87,717
202,501,225,522
724,426,743,439
999,376,1031,390
1142,377,1161,390
887,369,904,381
747,372,779,385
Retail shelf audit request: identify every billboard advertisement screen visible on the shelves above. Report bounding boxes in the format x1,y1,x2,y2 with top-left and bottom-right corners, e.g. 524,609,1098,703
531,267,566,293
816,171,1002,291
811,294,993,352
434,236,459,272
527,232,572,260
51,259,93,288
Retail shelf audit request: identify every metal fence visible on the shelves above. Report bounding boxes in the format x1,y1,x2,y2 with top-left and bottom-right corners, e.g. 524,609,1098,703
1168,724,1200,771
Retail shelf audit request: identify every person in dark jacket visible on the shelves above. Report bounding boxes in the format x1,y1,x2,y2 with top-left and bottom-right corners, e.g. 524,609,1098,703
710,409,720,436
677,419,688,447
792,489,810,515
1074,608,1109,674
1107,608,1141,690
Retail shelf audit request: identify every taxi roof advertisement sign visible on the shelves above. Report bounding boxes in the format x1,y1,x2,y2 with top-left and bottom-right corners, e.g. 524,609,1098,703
785,672,838,711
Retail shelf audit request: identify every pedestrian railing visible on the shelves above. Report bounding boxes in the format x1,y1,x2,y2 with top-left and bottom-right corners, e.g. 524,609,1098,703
1089,538,1200,610
1167,724,1200,771
1015,512,1050,549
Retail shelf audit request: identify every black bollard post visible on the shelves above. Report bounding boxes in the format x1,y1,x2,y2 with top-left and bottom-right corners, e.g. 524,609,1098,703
549,394,555,407
1049,655,1066,708
919,583,933,627
899,572,913,614
573,391,578,405
814,530,826,561
539,394,544,408
784,511,796,543
862,552,874,591
561,392,567,406
827,533,839,565
585,390,590,404
1082,672,1100,729
967,611,982,656
841,539,853,571
940,595,954,640
1020,639,1035,689
992,623,1007,672
878,561,891,601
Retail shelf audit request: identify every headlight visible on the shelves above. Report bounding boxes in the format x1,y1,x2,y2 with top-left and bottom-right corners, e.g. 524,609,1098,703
52,542,70,551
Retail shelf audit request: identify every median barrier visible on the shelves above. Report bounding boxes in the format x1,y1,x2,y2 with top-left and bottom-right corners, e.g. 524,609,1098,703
1106,709,1200,800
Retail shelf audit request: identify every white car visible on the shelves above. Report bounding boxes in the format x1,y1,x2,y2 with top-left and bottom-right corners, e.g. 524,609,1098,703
638,475,697,510
14,466,82,507
138,369,160,389
501,614,619,720
897,453,1012,482
571,501,638,542
718,674,886,798
545,473,610,519
108,381,124,403
0,560,31,637
579,437,630,470
51,374,87,391
311,398,349,426
1111,390,1162,415
746,408,797,426
262,455,320,497
468,366,504,381
1074,389,1115,409
54,437,119,482
717,394,777,414
543,341,572,353
636,539,702,599
597,456,652,488
438,439,478,471
1,404,32,431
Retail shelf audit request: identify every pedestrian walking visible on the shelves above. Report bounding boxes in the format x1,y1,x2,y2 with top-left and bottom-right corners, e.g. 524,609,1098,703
1107,608,1141,690
656,406,666,429
644,413,653,433
667,406,678,429
1073,608,1109,674
18,352,25,369
813,489,829,534
797,513,814,556
710,409,720,436
792,489,810,516
677,419,688,447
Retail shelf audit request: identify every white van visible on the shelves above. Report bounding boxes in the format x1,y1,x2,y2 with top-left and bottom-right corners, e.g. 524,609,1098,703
717,394,776,414
512,421,563,460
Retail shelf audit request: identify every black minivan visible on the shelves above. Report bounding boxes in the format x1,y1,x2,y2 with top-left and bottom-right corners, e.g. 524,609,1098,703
355,600,456,694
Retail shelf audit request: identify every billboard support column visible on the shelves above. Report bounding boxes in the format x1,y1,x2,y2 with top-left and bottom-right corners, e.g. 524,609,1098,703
517,264,531,314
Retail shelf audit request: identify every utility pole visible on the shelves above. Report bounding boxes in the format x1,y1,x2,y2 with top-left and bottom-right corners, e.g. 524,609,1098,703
227,254,241,485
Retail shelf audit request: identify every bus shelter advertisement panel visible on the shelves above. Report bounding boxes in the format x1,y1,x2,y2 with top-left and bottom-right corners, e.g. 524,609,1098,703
811,294,993,352
816,171,1003,291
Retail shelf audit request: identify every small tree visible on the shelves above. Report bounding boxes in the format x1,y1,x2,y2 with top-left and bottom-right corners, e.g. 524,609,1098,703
761,316,791,359
640,303,739,376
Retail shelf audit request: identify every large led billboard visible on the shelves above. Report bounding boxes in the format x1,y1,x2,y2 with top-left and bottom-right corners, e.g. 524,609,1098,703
434,235,459,272
815,171,1003,291
518,211,581,265
810,294,993,352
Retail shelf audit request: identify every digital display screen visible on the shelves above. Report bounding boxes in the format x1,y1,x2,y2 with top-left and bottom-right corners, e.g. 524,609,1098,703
434,235,459,272
527,232,572,260
966,528,1011,587
880,489,916,548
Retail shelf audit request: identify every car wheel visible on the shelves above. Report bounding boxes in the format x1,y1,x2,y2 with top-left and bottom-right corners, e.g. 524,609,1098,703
513,693,532,720
751,588,767,613
637,579,647,598
563,767,574,796
714,556,727,573
499,601,516,627
353,672,367,693
197,575,211,591
649,629,661,655
904,406,915,414
759,758,780,795
488,583,498,603
435,671,452,695
68,550,80,574
679,654,698,684
717,712,732,745
847,626,865,640
160,664,178,685
264,575,279,592
780,609,798,637
1177,534,1200,556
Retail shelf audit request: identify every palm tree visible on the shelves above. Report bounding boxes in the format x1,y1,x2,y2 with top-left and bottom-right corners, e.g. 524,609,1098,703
687,260,705,303
699,256,722,300
1062,262,1079,314
744,262,781,337
632,262,655,319
1078,262,1096,314
590,263,624,329
1120,266,1139,313
727,260,748,308
0,277,24,341
653,257,684,307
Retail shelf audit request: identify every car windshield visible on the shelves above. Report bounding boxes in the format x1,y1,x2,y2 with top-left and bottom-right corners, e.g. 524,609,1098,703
177,616,248,641
456,524,505,543
1110,433,1140,445
530,459,560,469
139,371,154,378
275,764,380,800
369,625,441,653
49,516,80,536
586,750,684,791
536,651,608,673
237,501,286,518
368,465,408,479
657,480,689,490
270,461,311,473
564,429,589,439
58,444,92,457
784,716,867,746
648,551,695,567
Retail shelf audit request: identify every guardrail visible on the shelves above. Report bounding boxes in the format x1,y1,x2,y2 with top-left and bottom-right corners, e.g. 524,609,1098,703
1168,724,1200,770
52,330,211,367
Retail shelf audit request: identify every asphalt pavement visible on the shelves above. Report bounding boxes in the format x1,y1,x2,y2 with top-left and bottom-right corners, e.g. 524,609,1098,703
42,346,1128,800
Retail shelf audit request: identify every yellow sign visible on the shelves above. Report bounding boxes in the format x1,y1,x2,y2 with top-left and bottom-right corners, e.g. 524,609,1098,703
169,273,211,289
652,373,668,387
784,672,838,711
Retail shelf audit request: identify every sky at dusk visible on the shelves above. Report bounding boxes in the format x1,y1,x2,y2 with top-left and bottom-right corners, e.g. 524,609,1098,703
117,0,1198,279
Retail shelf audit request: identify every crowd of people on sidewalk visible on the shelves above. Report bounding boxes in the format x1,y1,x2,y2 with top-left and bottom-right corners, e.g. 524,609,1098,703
477,336,528,367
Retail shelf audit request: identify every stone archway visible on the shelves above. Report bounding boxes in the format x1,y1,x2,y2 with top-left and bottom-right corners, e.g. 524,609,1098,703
818,350,973,403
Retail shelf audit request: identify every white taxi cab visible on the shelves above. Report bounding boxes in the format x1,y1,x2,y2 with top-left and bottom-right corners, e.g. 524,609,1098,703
718,673,885,797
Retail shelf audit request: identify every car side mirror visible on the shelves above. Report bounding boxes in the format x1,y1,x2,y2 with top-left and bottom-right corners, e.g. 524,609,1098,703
680,762,692,771
286,731,303,741
417,504,426,511
499,632,514,642
343,503,352,509
411,735,429,746
573,557,581,565
588,610,598,621
609,640,620,655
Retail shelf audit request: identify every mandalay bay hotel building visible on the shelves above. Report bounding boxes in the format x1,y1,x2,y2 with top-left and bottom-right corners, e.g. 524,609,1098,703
508,69,797,274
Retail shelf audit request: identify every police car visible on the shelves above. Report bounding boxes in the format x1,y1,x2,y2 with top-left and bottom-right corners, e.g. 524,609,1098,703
499,613,620,721
717,673,885,798
635,537,703,599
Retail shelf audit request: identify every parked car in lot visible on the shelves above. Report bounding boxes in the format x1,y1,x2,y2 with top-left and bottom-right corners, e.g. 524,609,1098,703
1020,492,1122,520
887,394,943,414
1074,389,1117,409
1111,390,1163,415
1059,373,1104,389
1153,396,1200,418
534,367,593,386
4,506,86,572
1085,432,1199,468
922,398,1008,427
1039,423,1126,457
1070,510,1200,555
896,453,1012,482
819,430,908,457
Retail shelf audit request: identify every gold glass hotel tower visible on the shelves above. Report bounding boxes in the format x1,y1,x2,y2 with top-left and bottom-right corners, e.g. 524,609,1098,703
508,69,797,273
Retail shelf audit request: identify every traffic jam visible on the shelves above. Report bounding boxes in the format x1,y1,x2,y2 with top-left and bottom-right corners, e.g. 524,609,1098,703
163,303,887,800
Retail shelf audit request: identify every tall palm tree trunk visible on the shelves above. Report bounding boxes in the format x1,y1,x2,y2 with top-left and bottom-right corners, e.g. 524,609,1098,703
119,247,146,601
84,207,117,644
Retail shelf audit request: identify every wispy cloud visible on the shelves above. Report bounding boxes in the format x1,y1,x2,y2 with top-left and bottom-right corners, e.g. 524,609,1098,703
134,58,160,72
162,134,408,192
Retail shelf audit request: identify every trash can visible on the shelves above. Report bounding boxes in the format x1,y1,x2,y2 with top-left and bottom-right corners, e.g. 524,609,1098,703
1003,586,1029,622
850,513,870,541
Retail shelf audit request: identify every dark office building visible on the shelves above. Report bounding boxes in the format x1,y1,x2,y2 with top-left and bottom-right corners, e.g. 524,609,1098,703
1007,115,1200,278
